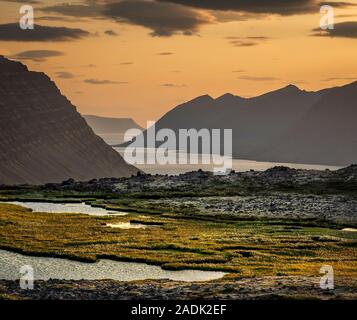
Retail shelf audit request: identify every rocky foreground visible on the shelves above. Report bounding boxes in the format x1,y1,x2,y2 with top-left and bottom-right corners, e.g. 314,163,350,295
1,276,356,300
1,166,356,300
36,165,357,225
42,165,357,194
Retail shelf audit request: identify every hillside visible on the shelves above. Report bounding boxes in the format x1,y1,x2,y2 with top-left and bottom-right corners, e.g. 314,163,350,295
0,56,139,185
128,82,356,166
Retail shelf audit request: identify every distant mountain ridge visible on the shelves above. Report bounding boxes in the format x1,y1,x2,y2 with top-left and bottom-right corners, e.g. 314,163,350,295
84,115,142,134
84,115,142,145
0,56,139,185
128,81,357,166
264,81,357,165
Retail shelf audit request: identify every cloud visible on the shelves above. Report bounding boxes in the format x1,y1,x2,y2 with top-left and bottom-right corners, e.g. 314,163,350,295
312,21,357,38
212,11,262,23
40,3,102,18
38,0,357,39
104,29,119,36
41,0,214,37
159,0,356,15
238,75,280,81
227,36,271,47
161,83,187,87
0,23,90,42
323,76,357,81
120,62,134,65
157,52,174,55
3,0,41,3
320,1,357,8
36,16,88,23
55,72,76,79
103,0,214,37
84,79,128,85
335,14,357,18
10,50,64,62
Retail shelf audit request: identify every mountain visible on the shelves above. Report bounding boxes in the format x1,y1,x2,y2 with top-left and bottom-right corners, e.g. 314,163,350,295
127,81,357,166
262,81,357,165
0,56,139,185
84,115,142,145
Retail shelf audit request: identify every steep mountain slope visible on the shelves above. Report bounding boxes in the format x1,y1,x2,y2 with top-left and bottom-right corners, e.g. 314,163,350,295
0,56,139,185
131,85,322,155
126,81,356,165
263,81,357,165
215,85,323,158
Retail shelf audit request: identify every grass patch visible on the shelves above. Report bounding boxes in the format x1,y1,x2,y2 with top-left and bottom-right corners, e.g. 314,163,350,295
0,203,356,277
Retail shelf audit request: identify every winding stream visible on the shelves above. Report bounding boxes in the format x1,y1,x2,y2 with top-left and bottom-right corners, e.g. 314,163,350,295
0,250,226,282
0,202,226,282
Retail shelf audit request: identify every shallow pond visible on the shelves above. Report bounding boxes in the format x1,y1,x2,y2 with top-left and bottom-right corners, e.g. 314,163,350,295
342,228,357,232
106,222,159,229
0,250,226,282
0,201,127,217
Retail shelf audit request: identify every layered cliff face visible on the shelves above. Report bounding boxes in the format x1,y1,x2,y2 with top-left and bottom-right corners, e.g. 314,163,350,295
0,56,139,185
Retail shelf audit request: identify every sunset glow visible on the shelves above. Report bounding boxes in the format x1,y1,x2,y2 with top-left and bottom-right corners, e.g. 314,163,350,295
1,0,357,125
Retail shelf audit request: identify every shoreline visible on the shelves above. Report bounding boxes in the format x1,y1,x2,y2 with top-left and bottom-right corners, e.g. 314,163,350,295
1,276,356,300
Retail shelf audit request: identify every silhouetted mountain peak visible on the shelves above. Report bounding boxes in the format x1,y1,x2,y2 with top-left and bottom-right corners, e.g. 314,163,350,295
191,94,214,103
277,84,302,93
255,84,303,101
217,93,235,100
0,55,28,72
215,93,245,104
285,84,300,90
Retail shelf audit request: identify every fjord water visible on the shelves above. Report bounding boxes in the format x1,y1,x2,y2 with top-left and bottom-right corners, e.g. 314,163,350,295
115,148,341,175
0,250,225,282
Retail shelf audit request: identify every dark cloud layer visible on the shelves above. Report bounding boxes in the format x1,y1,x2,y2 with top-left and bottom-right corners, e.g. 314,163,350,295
10,50,64,62
312,21,357,38
0,23,90,42
159,0,355,15
3,0,41,3
103,0,213,37
37,0,357,39
41,0,213,36
37,16,88,23
41,0,212,37
40,3,101,18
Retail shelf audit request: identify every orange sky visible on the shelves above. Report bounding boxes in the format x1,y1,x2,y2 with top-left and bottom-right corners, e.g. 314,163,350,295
1,0,357,125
